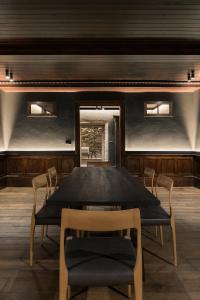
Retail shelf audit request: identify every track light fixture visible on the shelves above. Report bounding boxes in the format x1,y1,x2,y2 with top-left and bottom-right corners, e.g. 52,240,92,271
187,72,191,82
191,69,195,80
187,69,195,82
5,68,14,81
5,68,10,79
9,71,13,82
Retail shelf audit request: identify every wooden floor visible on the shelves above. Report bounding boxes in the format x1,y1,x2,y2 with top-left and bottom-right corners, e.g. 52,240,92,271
0,187,200,300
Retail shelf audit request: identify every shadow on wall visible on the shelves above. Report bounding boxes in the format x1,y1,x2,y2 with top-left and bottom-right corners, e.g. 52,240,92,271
1,90,200,152
125,92,193,151
1,92,76,151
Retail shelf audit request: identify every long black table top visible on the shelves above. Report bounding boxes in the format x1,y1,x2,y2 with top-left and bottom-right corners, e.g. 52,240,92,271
47,167,160,208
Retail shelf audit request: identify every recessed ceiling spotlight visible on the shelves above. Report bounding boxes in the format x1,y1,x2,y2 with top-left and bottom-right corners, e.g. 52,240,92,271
5,68,10,80
9,71,14,82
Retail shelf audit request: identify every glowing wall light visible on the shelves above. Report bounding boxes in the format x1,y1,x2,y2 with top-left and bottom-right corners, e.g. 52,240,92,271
178,92,199,151
1,93,21,150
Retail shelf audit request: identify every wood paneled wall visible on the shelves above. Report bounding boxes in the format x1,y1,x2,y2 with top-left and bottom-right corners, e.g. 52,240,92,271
193,155,200,187
124,152,194,186
0,151,200,187
0,153,6,188
4,151,78,187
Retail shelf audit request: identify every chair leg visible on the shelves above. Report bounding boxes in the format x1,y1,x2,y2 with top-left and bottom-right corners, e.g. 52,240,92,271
41,225,48,242
155,225,158,237
41,225,45,242
59,281,68,300
134,268,142,300
29,217,35,267
159,225,164,247
45,225,48,237
128,284,132,298
170,217,178,266
68,286,71,299
80,230,84,238
120,230,124,237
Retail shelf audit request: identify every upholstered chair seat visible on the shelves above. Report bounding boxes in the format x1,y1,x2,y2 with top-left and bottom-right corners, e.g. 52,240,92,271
65,237,136,287
141,206,170,226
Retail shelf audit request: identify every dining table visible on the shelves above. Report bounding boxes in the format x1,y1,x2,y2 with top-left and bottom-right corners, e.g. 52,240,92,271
42,167,160,225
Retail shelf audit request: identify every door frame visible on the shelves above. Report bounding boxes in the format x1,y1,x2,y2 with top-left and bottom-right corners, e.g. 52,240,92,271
75,99,125,167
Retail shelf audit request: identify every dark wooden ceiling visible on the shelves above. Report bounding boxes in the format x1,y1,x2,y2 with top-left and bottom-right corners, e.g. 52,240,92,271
0,0,200,39
1,1,200,84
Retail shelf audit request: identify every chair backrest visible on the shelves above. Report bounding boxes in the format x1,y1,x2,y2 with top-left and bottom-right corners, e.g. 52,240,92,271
87,161,112,167
60,208,142,292
47,166,58,194
32,173,49,213
143,167,155,194
155,174,173,214
61,208,141,232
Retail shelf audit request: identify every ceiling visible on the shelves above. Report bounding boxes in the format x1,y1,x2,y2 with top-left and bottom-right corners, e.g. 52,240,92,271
1,55,200,82
1,1,200,85
80,108,120,123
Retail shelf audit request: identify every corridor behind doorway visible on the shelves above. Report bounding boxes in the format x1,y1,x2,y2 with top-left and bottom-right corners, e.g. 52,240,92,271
79,106,120,167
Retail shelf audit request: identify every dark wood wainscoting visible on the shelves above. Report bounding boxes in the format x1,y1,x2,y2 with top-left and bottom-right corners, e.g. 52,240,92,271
4,151,78,187
124,152,195,186
0,153,6,188
1,151,200,187
193,155,200,187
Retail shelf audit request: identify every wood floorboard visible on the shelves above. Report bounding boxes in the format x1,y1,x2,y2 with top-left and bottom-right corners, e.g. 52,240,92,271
0,187,199,300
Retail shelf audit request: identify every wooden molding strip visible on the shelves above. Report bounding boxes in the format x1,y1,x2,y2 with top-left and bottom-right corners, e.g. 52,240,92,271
1,80,200,88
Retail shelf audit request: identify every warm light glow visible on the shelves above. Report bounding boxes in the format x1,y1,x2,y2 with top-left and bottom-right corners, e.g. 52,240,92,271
146,103,170,115
1,94,22,149
125,146,193,151
178,93,199,150
80,109,120,122
30,104,42,114
1,90,200,152
1,86,200,93
159,104,170,114
7,146,75,151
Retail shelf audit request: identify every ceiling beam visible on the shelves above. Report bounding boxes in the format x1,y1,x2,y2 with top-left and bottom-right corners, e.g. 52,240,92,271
1,38,200,55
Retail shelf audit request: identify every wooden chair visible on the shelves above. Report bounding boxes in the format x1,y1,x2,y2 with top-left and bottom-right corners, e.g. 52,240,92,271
143,167,155,194
59,208,143,300
141,174,177,266
143,167,159,236
30,173,61,266
87,161,112,167
47,166,58,195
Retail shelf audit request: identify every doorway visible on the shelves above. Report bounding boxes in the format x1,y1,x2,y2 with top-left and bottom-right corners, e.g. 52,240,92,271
79,106,121,167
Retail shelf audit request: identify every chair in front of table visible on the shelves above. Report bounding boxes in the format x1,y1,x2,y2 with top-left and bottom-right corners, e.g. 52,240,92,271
29,173,61,266
47,166,58,195
141,174,177,266
143,167,155,194
59,208,143,300
143,167,159,236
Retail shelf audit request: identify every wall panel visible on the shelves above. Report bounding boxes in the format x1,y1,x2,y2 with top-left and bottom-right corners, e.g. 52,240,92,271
5,151,77,186
125,152,194,186
0,153,6,188
1,151,200,187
